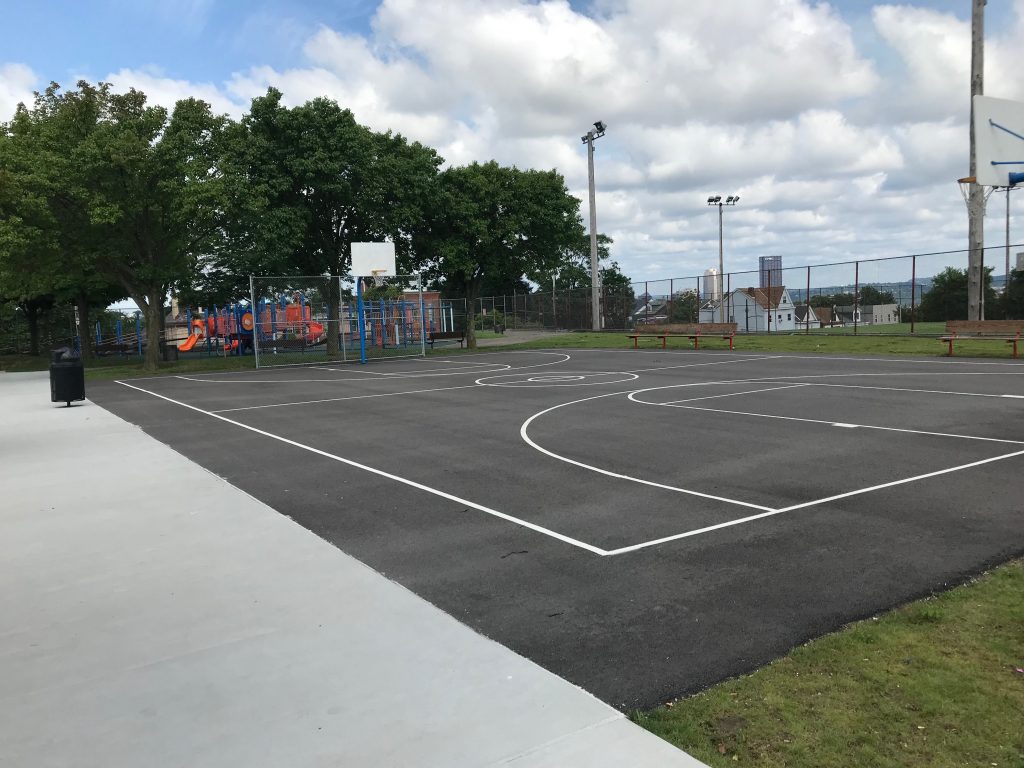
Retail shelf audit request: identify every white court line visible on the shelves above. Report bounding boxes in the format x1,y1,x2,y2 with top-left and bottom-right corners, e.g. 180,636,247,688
519,391,775,512
660,383,808,406
792,382,1018,398
211,383,485,413
174,352,572,384
602,448,1024,556
644,402,1024,445
115,380,609,556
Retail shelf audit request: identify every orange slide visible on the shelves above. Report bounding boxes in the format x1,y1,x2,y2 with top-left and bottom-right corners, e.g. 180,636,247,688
178,319,208,352
178,334,199,352
304,322,327,344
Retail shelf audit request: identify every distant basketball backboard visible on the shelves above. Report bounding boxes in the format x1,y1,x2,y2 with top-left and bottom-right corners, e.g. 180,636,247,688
351,242,396,278
973,95,1024,187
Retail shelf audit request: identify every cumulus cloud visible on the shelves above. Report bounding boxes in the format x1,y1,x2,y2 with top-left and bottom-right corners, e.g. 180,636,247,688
0,63,38,119
4,0,1022,282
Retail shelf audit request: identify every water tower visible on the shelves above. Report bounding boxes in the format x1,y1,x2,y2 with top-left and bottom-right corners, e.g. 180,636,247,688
703,268,722,302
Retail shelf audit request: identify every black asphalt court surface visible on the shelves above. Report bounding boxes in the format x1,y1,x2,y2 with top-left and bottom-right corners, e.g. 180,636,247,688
89,349,1024,710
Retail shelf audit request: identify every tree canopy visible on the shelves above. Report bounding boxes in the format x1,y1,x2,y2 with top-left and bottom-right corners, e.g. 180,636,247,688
2,80,625,363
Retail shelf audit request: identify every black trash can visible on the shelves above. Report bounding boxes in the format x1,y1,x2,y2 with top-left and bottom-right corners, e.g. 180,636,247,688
160,339,179,362
50,347,85,407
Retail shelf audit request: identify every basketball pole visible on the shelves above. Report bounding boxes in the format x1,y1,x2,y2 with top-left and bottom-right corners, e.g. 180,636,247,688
968,0,986,321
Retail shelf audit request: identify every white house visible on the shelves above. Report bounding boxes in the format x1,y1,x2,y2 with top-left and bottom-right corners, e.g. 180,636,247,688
833,303,899,326
794,304,823,330
700,286,798,332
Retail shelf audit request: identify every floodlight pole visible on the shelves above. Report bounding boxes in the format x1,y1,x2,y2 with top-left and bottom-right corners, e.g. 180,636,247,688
708,196,739,322
968,0,986,320
582,121,606,332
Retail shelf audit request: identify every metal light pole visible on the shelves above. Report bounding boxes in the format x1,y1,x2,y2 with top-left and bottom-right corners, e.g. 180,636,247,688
582,121,606,332
707,195,739,322
1007,186,1019,284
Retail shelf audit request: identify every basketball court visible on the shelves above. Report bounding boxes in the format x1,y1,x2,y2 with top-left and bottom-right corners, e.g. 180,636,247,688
89,348,1024,709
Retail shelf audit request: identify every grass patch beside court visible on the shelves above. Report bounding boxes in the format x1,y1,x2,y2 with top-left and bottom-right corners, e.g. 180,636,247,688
633,559,1024,768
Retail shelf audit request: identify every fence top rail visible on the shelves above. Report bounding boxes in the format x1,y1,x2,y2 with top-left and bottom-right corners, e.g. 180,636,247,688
625,242,1024,290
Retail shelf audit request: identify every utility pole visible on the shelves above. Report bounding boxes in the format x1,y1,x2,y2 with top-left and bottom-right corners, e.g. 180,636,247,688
968,0,986,320
581,121,606,332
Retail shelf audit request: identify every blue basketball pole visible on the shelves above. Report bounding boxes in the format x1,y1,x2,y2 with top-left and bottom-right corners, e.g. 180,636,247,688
357,279,367,364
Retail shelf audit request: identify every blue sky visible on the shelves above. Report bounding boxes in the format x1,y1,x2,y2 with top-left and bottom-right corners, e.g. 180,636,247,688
2,0,1022,283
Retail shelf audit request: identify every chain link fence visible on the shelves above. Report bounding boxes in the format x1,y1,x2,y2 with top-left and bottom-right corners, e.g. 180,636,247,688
476,245,1024,333
250,274,430,368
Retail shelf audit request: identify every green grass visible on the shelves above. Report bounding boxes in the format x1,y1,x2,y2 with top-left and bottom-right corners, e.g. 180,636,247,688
0,351,260,380
807,321,946,335
633,560,1024,768
486,329,1022,358
2,322,1016,379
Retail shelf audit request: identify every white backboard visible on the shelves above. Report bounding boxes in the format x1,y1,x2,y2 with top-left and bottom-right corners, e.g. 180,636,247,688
351,242,396,277
974,95,1024,187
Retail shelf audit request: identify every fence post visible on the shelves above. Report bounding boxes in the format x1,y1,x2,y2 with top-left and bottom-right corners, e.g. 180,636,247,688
853,261,859,335
805,266,811,334
910,255,917,334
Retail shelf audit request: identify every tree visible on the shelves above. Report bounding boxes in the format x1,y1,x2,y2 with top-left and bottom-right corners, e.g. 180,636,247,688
217,89,441,356
0,83,125,359
667,290,700,323
599,260,635,329
919,266,998,322
1004,268,1024,319
415,161,585,348
858,285,895,305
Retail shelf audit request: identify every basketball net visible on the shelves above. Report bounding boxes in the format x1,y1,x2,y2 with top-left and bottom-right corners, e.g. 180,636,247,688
370,269,387,288
958,176,996,217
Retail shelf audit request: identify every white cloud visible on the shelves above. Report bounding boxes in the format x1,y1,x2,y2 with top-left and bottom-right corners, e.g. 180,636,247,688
0,63,38,119
4,0,1022,284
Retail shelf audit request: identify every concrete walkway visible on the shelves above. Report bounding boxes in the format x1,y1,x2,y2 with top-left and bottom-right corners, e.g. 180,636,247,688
1,372,704,768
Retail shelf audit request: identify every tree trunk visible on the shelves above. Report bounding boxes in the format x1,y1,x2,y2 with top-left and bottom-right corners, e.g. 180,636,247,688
128,289,165,371
76,294,92,361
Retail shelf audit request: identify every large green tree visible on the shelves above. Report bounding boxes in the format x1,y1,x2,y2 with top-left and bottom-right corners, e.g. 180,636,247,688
919,266,999,322
1,83,125,359
417,161,584,347
1004,269,1024,319
216,89,441,355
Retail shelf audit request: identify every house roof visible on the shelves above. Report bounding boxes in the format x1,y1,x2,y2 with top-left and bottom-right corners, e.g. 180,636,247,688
739,286,786,310
793,304,819,323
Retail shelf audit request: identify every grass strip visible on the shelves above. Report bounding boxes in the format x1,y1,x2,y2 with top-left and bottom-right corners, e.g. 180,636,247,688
2,323,1019,379
633,559,1024,768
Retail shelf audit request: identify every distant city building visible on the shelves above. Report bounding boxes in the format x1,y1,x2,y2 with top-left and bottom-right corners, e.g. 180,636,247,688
1017,252,1024,271
759,255,782,288
703,268,722,301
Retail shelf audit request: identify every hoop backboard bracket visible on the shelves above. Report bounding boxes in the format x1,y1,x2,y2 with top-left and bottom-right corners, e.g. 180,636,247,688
351,242,397,278
973,95,1024,187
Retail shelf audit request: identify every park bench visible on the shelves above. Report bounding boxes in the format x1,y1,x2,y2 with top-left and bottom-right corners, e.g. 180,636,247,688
627,323,738,350
939,320,1024,358
427,329,465,349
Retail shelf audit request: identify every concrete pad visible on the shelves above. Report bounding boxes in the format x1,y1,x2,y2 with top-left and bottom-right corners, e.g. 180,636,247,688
0,373,702,768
